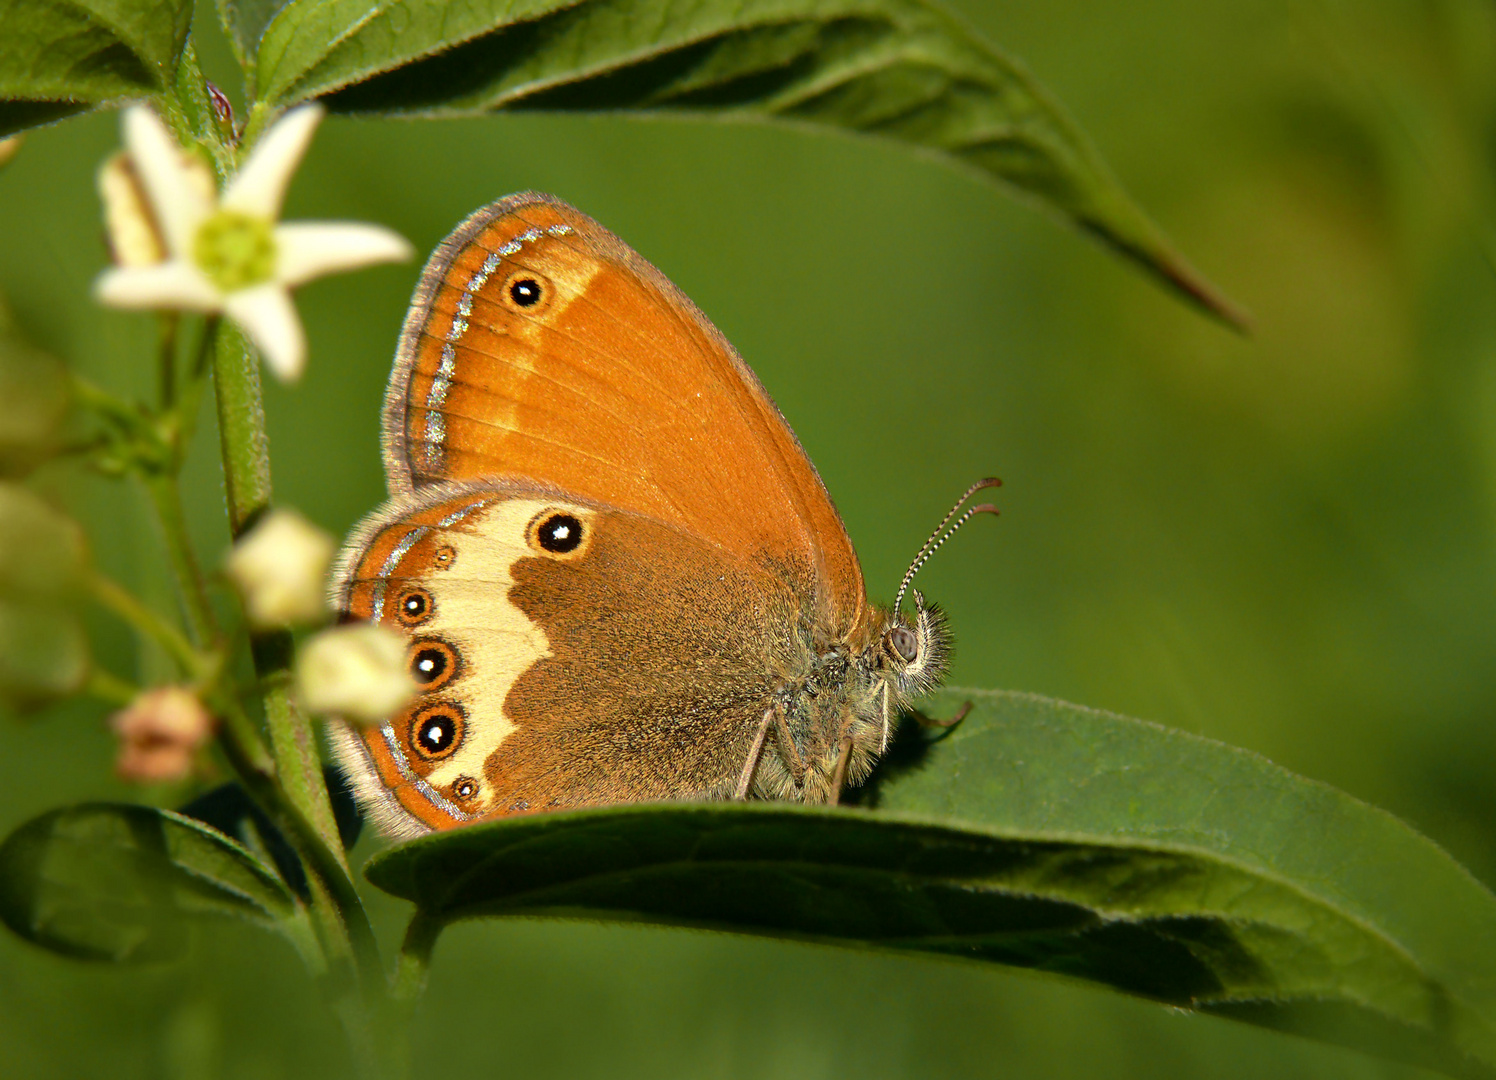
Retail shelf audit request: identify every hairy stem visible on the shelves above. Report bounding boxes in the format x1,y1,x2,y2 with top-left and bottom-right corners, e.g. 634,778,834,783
211,320,344,856
209,320,381,1001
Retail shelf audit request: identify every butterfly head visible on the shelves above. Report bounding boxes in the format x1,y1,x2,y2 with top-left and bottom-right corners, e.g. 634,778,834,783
878,592,952,702
872,477,1002,712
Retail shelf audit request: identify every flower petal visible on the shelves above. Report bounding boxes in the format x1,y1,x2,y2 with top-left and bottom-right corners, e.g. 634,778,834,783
222,104,323,219
95,261,223,311
224,284,306,382
275,222,414,286
122,106,212,255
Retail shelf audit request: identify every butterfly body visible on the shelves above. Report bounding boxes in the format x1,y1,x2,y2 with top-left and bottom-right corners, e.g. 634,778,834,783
330,194,952,839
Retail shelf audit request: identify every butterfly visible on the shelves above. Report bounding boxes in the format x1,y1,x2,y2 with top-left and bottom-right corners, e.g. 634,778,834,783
328,193,997,838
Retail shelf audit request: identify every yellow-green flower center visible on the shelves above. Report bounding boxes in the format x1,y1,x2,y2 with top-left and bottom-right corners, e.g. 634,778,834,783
193,210,277,292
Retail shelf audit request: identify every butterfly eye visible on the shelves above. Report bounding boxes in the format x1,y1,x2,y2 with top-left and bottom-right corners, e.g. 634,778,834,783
888,626,918,663
396,587,433,626
433,544,456,568
410,702,464,760
409,639,459,690
529,510,586,556
452,777,478,801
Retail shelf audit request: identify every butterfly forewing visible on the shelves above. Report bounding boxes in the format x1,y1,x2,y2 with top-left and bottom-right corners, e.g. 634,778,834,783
384,193,866,637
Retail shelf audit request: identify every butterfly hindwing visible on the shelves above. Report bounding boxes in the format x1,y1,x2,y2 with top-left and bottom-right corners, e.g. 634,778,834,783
330,481,800,838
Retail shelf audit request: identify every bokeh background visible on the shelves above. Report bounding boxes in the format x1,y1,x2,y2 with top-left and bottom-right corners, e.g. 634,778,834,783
2,0,1495,1076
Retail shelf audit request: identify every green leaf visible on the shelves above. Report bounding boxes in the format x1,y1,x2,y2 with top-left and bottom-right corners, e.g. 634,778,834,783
0,803,304,963
216,0,295,71
365,690,1496,1080
0,0,195,136
253,0,1243,326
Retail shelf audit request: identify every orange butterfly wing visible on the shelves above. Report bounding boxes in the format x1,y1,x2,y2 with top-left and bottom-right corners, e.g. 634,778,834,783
382,193,866,636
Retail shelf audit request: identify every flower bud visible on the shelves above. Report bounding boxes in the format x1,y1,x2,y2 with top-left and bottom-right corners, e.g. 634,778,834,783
0,298,69,478
0,484,87,710
0,600,87,710
0,135,21,172
224,508,336,628
295,623,415,724
111,686,215,783
0,482,85,598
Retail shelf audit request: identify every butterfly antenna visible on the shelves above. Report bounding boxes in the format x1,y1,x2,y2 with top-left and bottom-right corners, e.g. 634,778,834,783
894,478,1002,615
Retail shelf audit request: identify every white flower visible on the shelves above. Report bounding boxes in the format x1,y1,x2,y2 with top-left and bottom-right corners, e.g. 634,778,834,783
225,508,337,628
94,105,413,381
296,623,415,724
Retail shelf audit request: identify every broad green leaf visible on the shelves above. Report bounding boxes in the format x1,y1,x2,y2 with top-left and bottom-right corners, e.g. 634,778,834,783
0,803,305,963
365,690,1496,1080
0,0,194,136
254,0,1243,325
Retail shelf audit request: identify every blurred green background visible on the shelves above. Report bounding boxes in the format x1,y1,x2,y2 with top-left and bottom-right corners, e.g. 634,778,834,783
3,0,1496,1076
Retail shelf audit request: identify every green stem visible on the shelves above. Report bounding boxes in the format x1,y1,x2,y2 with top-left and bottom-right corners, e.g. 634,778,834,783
85,666,139,706
210,319,377,980
211,321,344,850
393,911,440,1005
214,699,373,955
89,572,205,679
213,719,381,1078
373,912,440,1080
158,312,179,410
144,473,218,649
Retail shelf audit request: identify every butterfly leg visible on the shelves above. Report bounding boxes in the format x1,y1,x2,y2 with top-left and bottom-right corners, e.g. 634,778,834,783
827,735,856,806
733,708,775,799
911,700,973,729
769,703,808,790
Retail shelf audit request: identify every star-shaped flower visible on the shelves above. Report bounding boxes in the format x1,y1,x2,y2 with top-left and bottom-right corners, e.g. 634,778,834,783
95,104,413,381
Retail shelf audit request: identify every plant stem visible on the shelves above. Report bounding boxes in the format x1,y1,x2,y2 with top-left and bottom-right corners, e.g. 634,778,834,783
90,572,205,679
393,911,440,1005
85,666,138,706
158,313,179,410
143,473,218,648
375,912,441,1080
211,320,345,857
208,320,384,1005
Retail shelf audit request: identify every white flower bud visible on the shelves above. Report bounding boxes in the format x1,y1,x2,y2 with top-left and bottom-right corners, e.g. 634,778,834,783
295,623,414,724
225,508,336,628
